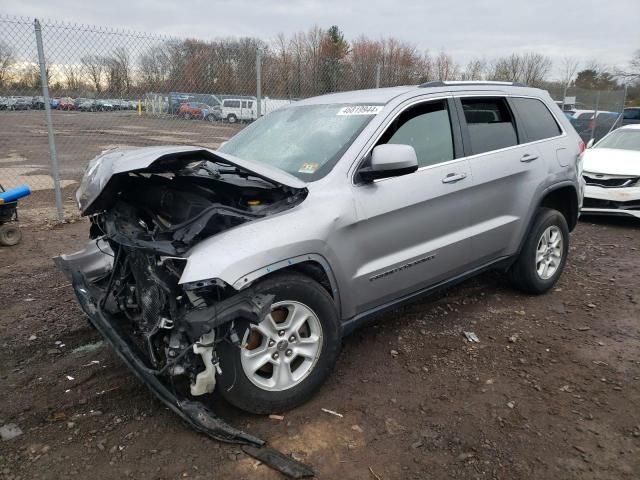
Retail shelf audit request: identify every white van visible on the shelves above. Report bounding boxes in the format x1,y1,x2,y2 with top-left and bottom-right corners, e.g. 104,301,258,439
220,99,256,123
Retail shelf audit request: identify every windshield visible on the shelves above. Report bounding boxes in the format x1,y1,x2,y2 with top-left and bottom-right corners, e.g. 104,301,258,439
596,129,640,152
218,103,381,180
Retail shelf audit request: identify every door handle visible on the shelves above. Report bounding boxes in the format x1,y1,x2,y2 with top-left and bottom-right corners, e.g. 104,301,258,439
442,172,467,184
520,153,539,163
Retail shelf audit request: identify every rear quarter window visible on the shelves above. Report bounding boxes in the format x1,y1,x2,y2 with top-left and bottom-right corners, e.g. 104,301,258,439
511,97,562,142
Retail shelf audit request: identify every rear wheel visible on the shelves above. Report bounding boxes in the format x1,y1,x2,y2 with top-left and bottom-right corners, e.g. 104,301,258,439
0,224,22,246
217,272,341,414
510,208,569,294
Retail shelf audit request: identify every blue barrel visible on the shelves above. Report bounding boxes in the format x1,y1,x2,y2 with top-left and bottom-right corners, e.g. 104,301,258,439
0,185,31,203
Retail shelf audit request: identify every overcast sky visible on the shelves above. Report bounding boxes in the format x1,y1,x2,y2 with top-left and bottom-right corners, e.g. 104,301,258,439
3,0,639,79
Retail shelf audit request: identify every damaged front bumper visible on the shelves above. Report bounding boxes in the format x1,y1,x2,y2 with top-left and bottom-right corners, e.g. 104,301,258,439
54,242,314,478
582,184,640,218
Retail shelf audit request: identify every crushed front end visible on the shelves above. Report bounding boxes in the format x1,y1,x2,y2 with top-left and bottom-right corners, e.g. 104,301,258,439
54,147,314,477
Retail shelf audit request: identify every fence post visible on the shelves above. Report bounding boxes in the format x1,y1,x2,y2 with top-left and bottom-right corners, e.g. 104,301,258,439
375,64,381,88
256,49,262,118
589,90,600,143
34,18,64,222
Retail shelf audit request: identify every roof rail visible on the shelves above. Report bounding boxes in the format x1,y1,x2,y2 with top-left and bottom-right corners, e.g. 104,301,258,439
419,80,528,88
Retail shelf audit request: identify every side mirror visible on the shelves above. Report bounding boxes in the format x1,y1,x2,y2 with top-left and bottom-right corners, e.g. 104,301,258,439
359,144,419,183
586,138,595,149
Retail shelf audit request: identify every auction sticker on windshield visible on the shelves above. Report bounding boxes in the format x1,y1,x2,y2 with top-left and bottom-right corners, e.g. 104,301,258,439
337,105,383,115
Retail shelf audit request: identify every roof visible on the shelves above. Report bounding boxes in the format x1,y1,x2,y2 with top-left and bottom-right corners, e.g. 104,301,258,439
293,82,545,106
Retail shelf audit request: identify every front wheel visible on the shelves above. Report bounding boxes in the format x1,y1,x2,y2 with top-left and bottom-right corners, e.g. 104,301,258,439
217,272,341,414
510,207,569,294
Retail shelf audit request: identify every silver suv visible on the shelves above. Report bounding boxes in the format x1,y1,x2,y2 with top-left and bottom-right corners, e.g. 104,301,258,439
56,81,584,441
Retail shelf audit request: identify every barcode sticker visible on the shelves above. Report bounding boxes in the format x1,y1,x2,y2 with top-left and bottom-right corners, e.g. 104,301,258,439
337,105,383,116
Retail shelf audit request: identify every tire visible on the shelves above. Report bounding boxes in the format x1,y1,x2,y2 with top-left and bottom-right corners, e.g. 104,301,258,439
0,224,22,246
206,114,216,123
217,272,341,414
227,114,237,124
510,207,569,294
184,113,191,120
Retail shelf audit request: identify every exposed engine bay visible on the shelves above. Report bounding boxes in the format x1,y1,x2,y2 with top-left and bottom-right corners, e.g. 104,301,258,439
55,148,314,478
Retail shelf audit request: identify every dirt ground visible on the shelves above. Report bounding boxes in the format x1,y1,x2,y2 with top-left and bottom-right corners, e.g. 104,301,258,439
1,212,639,480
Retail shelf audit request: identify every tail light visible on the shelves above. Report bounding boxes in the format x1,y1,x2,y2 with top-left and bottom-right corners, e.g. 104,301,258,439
578,140,585,154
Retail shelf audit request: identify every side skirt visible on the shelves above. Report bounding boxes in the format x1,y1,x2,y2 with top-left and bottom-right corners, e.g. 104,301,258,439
341,256,512,336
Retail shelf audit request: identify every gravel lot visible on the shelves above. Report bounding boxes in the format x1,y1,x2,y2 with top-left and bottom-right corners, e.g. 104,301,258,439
1,214,638,479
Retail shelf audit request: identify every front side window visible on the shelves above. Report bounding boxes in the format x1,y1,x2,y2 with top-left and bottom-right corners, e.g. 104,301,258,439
378,100,454,168
218,103,379,180
511,97,562,142
461,97,518,154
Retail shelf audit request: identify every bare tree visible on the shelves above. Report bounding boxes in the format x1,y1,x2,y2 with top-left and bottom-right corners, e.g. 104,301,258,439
81,55,105,93
490,52,551,86
0,41,15,87
434,50,459,81
560,56,580,87
615,49,640,80
105,47,132,94
61,64,83,91
461,58,486,80
139,44,171,91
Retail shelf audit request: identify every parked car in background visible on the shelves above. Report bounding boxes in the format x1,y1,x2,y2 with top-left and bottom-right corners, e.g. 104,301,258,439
0,97,8,110
581,124,640,218
96,99,114,111
32,96,45,109
56,82,583,434
31,96,60,110
178,102,207,119
220,98,256,123
8,96,32,110
622,107,640,126
58,97,75,110
570,110,620,143
77,99,98,112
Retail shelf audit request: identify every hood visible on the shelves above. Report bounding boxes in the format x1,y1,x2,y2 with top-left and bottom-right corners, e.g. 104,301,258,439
76,145,306,214
582,148,640,176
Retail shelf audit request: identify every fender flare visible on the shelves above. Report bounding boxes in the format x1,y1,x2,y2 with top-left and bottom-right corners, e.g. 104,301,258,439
231,253,342,316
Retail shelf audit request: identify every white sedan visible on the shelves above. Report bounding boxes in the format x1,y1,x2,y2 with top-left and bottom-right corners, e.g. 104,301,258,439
581,124,640,219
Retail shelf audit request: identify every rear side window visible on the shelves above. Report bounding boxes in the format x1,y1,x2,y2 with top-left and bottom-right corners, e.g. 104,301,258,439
461,98,518,154
511,97,562,142
379,99,454,168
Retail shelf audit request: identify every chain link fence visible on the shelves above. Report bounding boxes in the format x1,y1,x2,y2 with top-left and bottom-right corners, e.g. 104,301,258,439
546,85,627,145
0,15,630,221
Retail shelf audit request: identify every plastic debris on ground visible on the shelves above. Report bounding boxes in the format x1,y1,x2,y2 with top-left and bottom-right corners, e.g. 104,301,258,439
0,423,23,441
321,408,343,418
463,331,480,343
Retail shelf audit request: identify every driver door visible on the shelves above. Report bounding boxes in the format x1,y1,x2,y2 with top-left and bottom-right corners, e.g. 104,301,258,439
349,97,475,314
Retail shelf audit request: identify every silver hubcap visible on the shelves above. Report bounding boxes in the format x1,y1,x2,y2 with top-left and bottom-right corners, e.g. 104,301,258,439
535,226,563,280
240,301,323,391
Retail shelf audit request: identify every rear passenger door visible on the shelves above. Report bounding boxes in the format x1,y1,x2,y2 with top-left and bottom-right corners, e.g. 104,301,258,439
456,95,550,265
